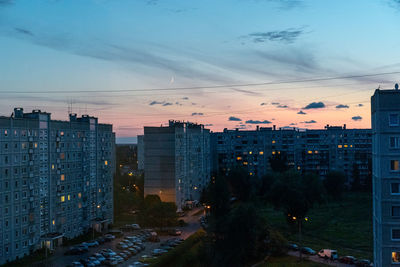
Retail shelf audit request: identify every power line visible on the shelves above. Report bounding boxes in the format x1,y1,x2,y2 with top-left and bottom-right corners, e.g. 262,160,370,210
0,71,398,94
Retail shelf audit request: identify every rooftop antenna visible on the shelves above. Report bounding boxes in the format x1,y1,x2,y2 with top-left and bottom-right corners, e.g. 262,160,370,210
395,83,399,90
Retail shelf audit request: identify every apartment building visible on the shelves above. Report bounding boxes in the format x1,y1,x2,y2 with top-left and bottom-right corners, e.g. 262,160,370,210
142,120,210,210
212,125,372,183
0,108,115,265
372,88,400,266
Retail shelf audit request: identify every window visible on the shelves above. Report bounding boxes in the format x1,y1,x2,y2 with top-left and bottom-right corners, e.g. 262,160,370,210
390,114,399,126
391,160,400,171
78,193,81,198
392,183,400,194
393,229,400,240
67,195,70,201
392,206,400,217
391,137,400,148
60,196,65,202
4,130,7,136
393,252,400,263
259,151,264,155
60,174,65,181
104,160,108,166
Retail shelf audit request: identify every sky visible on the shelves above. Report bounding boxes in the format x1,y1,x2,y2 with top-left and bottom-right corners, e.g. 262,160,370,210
1,0,400,143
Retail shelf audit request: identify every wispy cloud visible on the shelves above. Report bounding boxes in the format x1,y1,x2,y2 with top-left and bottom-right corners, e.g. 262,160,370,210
14,27,34,36
297,110,306,115
245,119,272,124
271,102,280,105
163,102,173,106
149,101,165,106
245,27,306,44
336,104,349,109
357,104,364,107
352,116,362,121
182,97,189,100
191,112,204,116
260,102,267,106
303,102,325,109
277,104,288,108
229,116,242,121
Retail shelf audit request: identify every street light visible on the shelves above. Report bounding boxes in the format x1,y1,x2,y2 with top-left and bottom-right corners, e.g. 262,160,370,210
289,215,309,261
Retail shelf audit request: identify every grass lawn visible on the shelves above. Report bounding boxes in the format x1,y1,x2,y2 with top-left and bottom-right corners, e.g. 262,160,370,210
259,255,329,267
261,192,372,260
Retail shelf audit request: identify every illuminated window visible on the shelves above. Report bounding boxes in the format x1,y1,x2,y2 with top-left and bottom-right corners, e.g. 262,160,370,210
4,130,7,136
243,162,248,165
272,140,276,144
52,164,55,170
60,131,64,136
350,145,353,147
104,160,108,166
34,143,38,148
78,202,82,209
60,174,65,181
249,151,252,155
344,144,348,148
278,151,281,154
338,145,342,148
60,153,65,160
259,151,264,155
308,151,313,154
78,193,82,198
249,172,253,176
67,195,70,201
314,151,318,154
272,151,276,155
52,220,55,225
60,196,65,202
297,166,301,170
392,251,400,263
236,157,242,161
99,188,101,193
391,160,400,171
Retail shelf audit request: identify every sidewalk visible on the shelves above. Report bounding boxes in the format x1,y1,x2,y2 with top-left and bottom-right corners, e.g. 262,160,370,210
287,251,354,267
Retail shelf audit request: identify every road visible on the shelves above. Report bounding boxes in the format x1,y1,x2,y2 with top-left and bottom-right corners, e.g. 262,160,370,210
33,207,203,267
287,251,356,267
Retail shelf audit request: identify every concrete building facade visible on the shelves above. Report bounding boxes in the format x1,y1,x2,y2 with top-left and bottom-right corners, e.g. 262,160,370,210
212,125,372,183
372,89,400,266
0,108,115,265
142,120,210,210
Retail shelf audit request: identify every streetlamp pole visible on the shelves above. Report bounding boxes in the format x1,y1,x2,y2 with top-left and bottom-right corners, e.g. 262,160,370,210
298,219,302,261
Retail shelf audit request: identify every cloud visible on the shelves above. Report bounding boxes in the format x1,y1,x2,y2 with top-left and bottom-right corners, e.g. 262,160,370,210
117,126,142,131
14,28,34,36
352,116,362,121
231,87,262,96
245,119,272,124
182,97,189,100
289,123,297,125
303,102,325,109
191,112,204,116
149,101,164,106
245,27,305,44
277,104,288,108
0,0,13,6
271,102,280,105
297,110,306,115
229,116,242,121
302,120,317,124
175,102,182,106
204,124,213,126
162,102,173,106
357,104,364,107
336,104,349,109
260,102,267,106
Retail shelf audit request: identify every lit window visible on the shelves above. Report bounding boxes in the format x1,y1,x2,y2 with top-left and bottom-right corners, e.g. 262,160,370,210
78,202,82,209
391,160,400,171
297,166,301,170
60,196,65,202
60,153,65,160
308,151,313,154
243,162,248,165
4,130,7,136
104,160,108,166
392,251,400,263
390,114,399,126
272,151,276,155
338,145,342,148
60,131,64,136
52,164,55,170
278,151,281,154
60,174,65,181
259,151,264,155
314,151,318,154
34,143,38,148
390,137,400,148
236,157,242,161
78,193,82,198
272,140,276,144
344,144,348,148
52,220,55,225
392,183,400,194
249,172,253,176
249,151,252,155
67,195,70,201
392,229,400,240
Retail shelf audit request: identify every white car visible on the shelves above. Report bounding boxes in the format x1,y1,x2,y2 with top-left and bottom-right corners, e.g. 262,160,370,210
132,224,141,230
318,249,338,260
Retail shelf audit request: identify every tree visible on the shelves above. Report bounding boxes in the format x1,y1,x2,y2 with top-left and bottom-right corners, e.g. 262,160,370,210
269,153,289,173
323,171,346,199
259,173,275,197
226,167,254,201
351,164,362,192
139,195,178,228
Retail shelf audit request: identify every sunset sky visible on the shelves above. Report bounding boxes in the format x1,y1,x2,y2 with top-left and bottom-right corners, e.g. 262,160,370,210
1,0,400,143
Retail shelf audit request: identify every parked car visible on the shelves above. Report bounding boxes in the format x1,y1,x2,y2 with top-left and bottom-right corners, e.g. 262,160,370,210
104,234,115,241
76,245,89,252
301,247,316,255
119,252,130,260
355,259,372,267
82,241,99,247
318,249,338,260
65,247,84,255
70,262,84,267
132,224,141,230
129,262,150,267
168,229,182,236
152,248,168,256
117,243,129,250
339,256,357,264
97,237,106,244
288,243,299,251
128,247,138,255
93,253,106,263
104,258,118,266
88,257,101,266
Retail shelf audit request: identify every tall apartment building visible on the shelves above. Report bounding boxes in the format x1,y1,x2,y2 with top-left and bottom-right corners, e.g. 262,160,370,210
372,88,400,266
0,108,115,265
212,125,372,183
142,120,210,210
